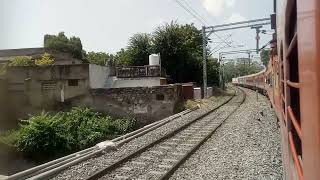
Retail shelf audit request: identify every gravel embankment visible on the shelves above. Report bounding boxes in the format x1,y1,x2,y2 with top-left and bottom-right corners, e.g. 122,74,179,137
170,87,283,180
53,89,234,180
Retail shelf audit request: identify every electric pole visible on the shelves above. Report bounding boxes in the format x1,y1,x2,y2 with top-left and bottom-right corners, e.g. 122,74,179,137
202,26,207,98
251,26,262,53
201,18,270,96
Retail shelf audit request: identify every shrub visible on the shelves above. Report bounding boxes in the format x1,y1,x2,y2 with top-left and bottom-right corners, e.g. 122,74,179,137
34,53,54,66
8,56,34,66
15,112,69,156
2,108,135,158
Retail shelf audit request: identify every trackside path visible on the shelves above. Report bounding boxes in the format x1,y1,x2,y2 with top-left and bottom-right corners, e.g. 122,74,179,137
170,87,283,180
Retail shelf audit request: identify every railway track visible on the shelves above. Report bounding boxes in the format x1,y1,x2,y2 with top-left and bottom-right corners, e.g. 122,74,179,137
85,87,246,180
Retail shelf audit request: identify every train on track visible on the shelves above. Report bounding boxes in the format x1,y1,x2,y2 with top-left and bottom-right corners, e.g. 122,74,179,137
232,0,319,180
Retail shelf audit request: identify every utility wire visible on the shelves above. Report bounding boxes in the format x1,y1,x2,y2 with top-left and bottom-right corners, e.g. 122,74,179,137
173,0,234,49
178,0,210,25
174,0,206,25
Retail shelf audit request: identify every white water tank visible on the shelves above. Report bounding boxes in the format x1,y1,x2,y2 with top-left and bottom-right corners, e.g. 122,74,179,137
149,54,160,66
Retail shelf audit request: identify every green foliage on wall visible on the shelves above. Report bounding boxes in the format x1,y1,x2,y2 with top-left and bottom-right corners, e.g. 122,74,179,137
8,56,34,66
35,53,54,66
8,53,55,67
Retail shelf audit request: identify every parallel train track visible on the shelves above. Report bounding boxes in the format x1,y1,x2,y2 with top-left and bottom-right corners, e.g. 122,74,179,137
85,87,246,180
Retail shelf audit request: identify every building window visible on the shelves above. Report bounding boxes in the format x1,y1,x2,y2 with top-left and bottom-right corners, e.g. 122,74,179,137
156,94,164,101
41,81,56,90
68,79,79,86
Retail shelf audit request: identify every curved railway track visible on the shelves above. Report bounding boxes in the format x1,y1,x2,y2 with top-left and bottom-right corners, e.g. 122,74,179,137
85,87,246,180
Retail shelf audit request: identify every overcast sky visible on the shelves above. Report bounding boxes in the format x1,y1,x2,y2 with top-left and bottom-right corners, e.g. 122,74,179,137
0,0,273,58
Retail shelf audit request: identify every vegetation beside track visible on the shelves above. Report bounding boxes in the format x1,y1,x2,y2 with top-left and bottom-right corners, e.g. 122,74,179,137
0,107,135,160
183,87,234,110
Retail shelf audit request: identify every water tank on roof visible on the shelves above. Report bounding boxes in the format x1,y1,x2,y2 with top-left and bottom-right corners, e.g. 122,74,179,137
149,54,160,66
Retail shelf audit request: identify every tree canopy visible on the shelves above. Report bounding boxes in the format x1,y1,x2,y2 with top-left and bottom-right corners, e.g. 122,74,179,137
42,23,220,85
223,58,264,82
152,22,203,83
127,33,153,66
44,32,84,60
86,51,111,66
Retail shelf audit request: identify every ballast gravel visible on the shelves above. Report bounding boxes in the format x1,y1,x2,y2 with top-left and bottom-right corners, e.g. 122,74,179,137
170,87,283,180
52,90,234,180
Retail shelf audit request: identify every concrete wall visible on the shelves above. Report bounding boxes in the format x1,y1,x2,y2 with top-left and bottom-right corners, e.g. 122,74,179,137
193,87,214,99
89,64,109,88
4,64,90,125
0,79,10,131
72,85,183,125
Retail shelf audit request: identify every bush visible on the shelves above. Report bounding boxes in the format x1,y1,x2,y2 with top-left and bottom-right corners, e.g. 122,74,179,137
35,53,54,66
8,56,34,66
2,107,135,158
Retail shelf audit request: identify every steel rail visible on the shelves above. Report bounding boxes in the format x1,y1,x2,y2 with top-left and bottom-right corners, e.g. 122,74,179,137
9,107,197,180
160,88,246,180
85,88,238,180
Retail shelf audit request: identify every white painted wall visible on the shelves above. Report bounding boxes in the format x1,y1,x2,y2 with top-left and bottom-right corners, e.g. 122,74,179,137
194,87,201,99
112,77,161,88
193,87,213,99
89,64,109,88
207,87,213,98
89,64,162,89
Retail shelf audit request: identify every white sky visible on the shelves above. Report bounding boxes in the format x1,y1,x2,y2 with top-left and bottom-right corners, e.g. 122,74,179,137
0,0,273,58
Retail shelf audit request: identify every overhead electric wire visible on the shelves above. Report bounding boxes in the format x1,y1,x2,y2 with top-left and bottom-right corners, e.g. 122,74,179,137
174,0,206,25
178,0,209,25
173,0,232,48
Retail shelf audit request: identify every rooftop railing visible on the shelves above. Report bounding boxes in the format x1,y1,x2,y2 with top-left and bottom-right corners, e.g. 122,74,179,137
116,65,160,78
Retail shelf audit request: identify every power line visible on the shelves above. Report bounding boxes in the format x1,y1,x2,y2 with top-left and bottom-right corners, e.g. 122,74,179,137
178,0,209,25
174,0,206,25
173,0,232,48
175,1,232,48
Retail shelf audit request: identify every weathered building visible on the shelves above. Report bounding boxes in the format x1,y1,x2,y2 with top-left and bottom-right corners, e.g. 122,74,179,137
1,63,182,130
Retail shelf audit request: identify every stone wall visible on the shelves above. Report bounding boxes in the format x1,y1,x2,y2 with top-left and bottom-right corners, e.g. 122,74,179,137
72,85,183,125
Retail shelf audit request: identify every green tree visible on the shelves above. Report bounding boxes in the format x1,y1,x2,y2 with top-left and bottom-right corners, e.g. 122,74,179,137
222,58,264,82
86,51,111,66
153,22,203,83
260,49,270,67
207,58,220,86
114,48,133,66
44,32,84,60
127,33,153,66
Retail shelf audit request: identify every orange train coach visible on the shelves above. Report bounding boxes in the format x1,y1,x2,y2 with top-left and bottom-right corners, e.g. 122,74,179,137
233,0,320,180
